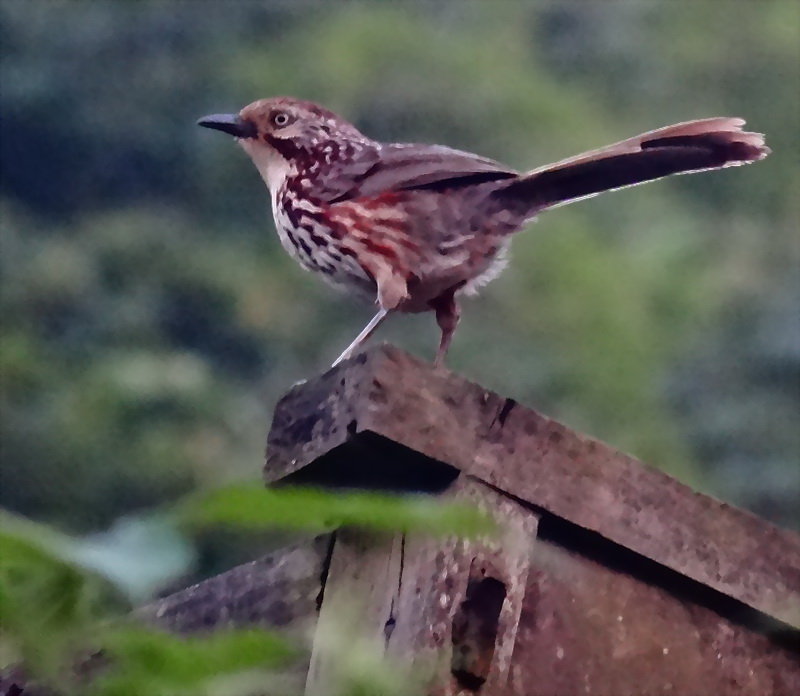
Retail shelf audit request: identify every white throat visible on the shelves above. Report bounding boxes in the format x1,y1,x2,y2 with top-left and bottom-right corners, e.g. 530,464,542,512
238,140,293,201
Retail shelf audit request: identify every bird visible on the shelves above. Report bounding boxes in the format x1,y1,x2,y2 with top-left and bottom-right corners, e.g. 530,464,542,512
198,98,769,367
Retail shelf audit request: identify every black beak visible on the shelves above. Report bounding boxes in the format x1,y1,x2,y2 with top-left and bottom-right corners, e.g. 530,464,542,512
197,113,256,138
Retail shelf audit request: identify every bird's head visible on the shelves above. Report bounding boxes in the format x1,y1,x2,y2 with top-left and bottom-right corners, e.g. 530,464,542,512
198,97,370,193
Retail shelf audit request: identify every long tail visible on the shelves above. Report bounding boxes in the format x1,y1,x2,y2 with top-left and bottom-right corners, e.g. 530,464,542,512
495,118,769,215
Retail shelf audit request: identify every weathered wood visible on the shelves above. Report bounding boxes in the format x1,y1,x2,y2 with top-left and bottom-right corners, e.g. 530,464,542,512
509,535,800,696
305,477,538,695
140,539,331,695
137,537,330,636
304,531,405,695
266,344,800,630
14,344,796,695
257,471,799,695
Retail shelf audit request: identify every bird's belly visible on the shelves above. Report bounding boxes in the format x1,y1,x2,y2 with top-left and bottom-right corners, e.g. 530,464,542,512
272,204,376,301
271,186,518,311
398,247,509,313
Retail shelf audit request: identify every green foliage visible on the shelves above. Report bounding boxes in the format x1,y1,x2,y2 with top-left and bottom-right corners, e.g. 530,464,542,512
178,483,495,537
92,627,296,696
1,482,492,694
0,511,122,684
3,1,797,541
0,509,298,694
1,5,798,684
1,3,797,691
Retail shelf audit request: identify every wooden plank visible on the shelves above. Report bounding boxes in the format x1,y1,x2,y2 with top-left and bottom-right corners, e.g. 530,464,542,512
509,536,800,695
266,344,800,628
305,477,539,695
304,530,404,696
137,538,329,636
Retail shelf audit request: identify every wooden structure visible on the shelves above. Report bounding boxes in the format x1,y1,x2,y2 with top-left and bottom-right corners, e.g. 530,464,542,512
8,345,796,695
146,345,799,695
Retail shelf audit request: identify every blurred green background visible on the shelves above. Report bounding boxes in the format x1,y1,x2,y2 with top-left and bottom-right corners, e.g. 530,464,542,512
2,0,798,584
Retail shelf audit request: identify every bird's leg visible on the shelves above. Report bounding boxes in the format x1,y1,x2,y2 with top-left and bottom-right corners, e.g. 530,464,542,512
430,288,461,367
331,308,390,367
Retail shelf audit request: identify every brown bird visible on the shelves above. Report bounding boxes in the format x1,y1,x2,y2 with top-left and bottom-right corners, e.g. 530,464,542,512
198,98,768,366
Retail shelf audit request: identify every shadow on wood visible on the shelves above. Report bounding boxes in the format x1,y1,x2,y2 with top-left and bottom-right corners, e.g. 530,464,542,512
7,344,796,696
266,344,799,696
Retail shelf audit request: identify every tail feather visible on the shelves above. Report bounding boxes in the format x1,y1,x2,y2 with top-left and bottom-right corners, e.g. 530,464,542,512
497,118,769,214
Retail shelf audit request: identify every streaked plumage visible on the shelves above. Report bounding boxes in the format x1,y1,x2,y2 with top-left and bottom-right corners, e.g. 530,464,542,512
198,98,769,365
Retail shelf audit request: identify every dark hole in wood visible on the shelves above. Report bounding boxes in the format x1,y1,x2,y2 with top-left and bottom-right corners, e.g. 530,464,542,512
451,572,507,691
276,430,460,493
383,615,396,644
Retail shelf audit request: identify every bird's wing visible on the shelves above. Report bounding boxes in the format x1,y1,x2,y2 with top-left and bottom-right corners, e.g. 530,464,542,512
326,143,518,203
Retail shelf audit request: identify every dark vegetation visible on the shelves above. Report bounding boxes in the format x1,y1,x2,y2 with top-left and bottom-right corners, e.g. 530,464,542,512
1,4,797,686
1,1,797,692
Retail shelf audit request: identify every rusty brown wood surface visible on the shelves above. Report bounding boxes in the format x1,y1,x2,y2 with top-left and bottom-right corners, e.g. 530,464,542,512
306,477,538,696
507,533,800,696
299,476,798,695
9,346,798,696
136,538,330,636
266,344,800,630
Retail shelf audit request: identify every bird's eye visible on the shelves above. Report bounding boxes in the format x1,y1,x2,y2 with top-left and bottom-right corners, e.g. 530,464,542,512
272,112,291,127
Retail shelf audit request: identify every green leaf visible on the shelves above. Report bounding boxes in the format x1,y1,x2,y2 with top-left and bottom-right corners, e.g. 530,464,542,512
90,625,297,695
177,484,494,538
0,510,116,683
